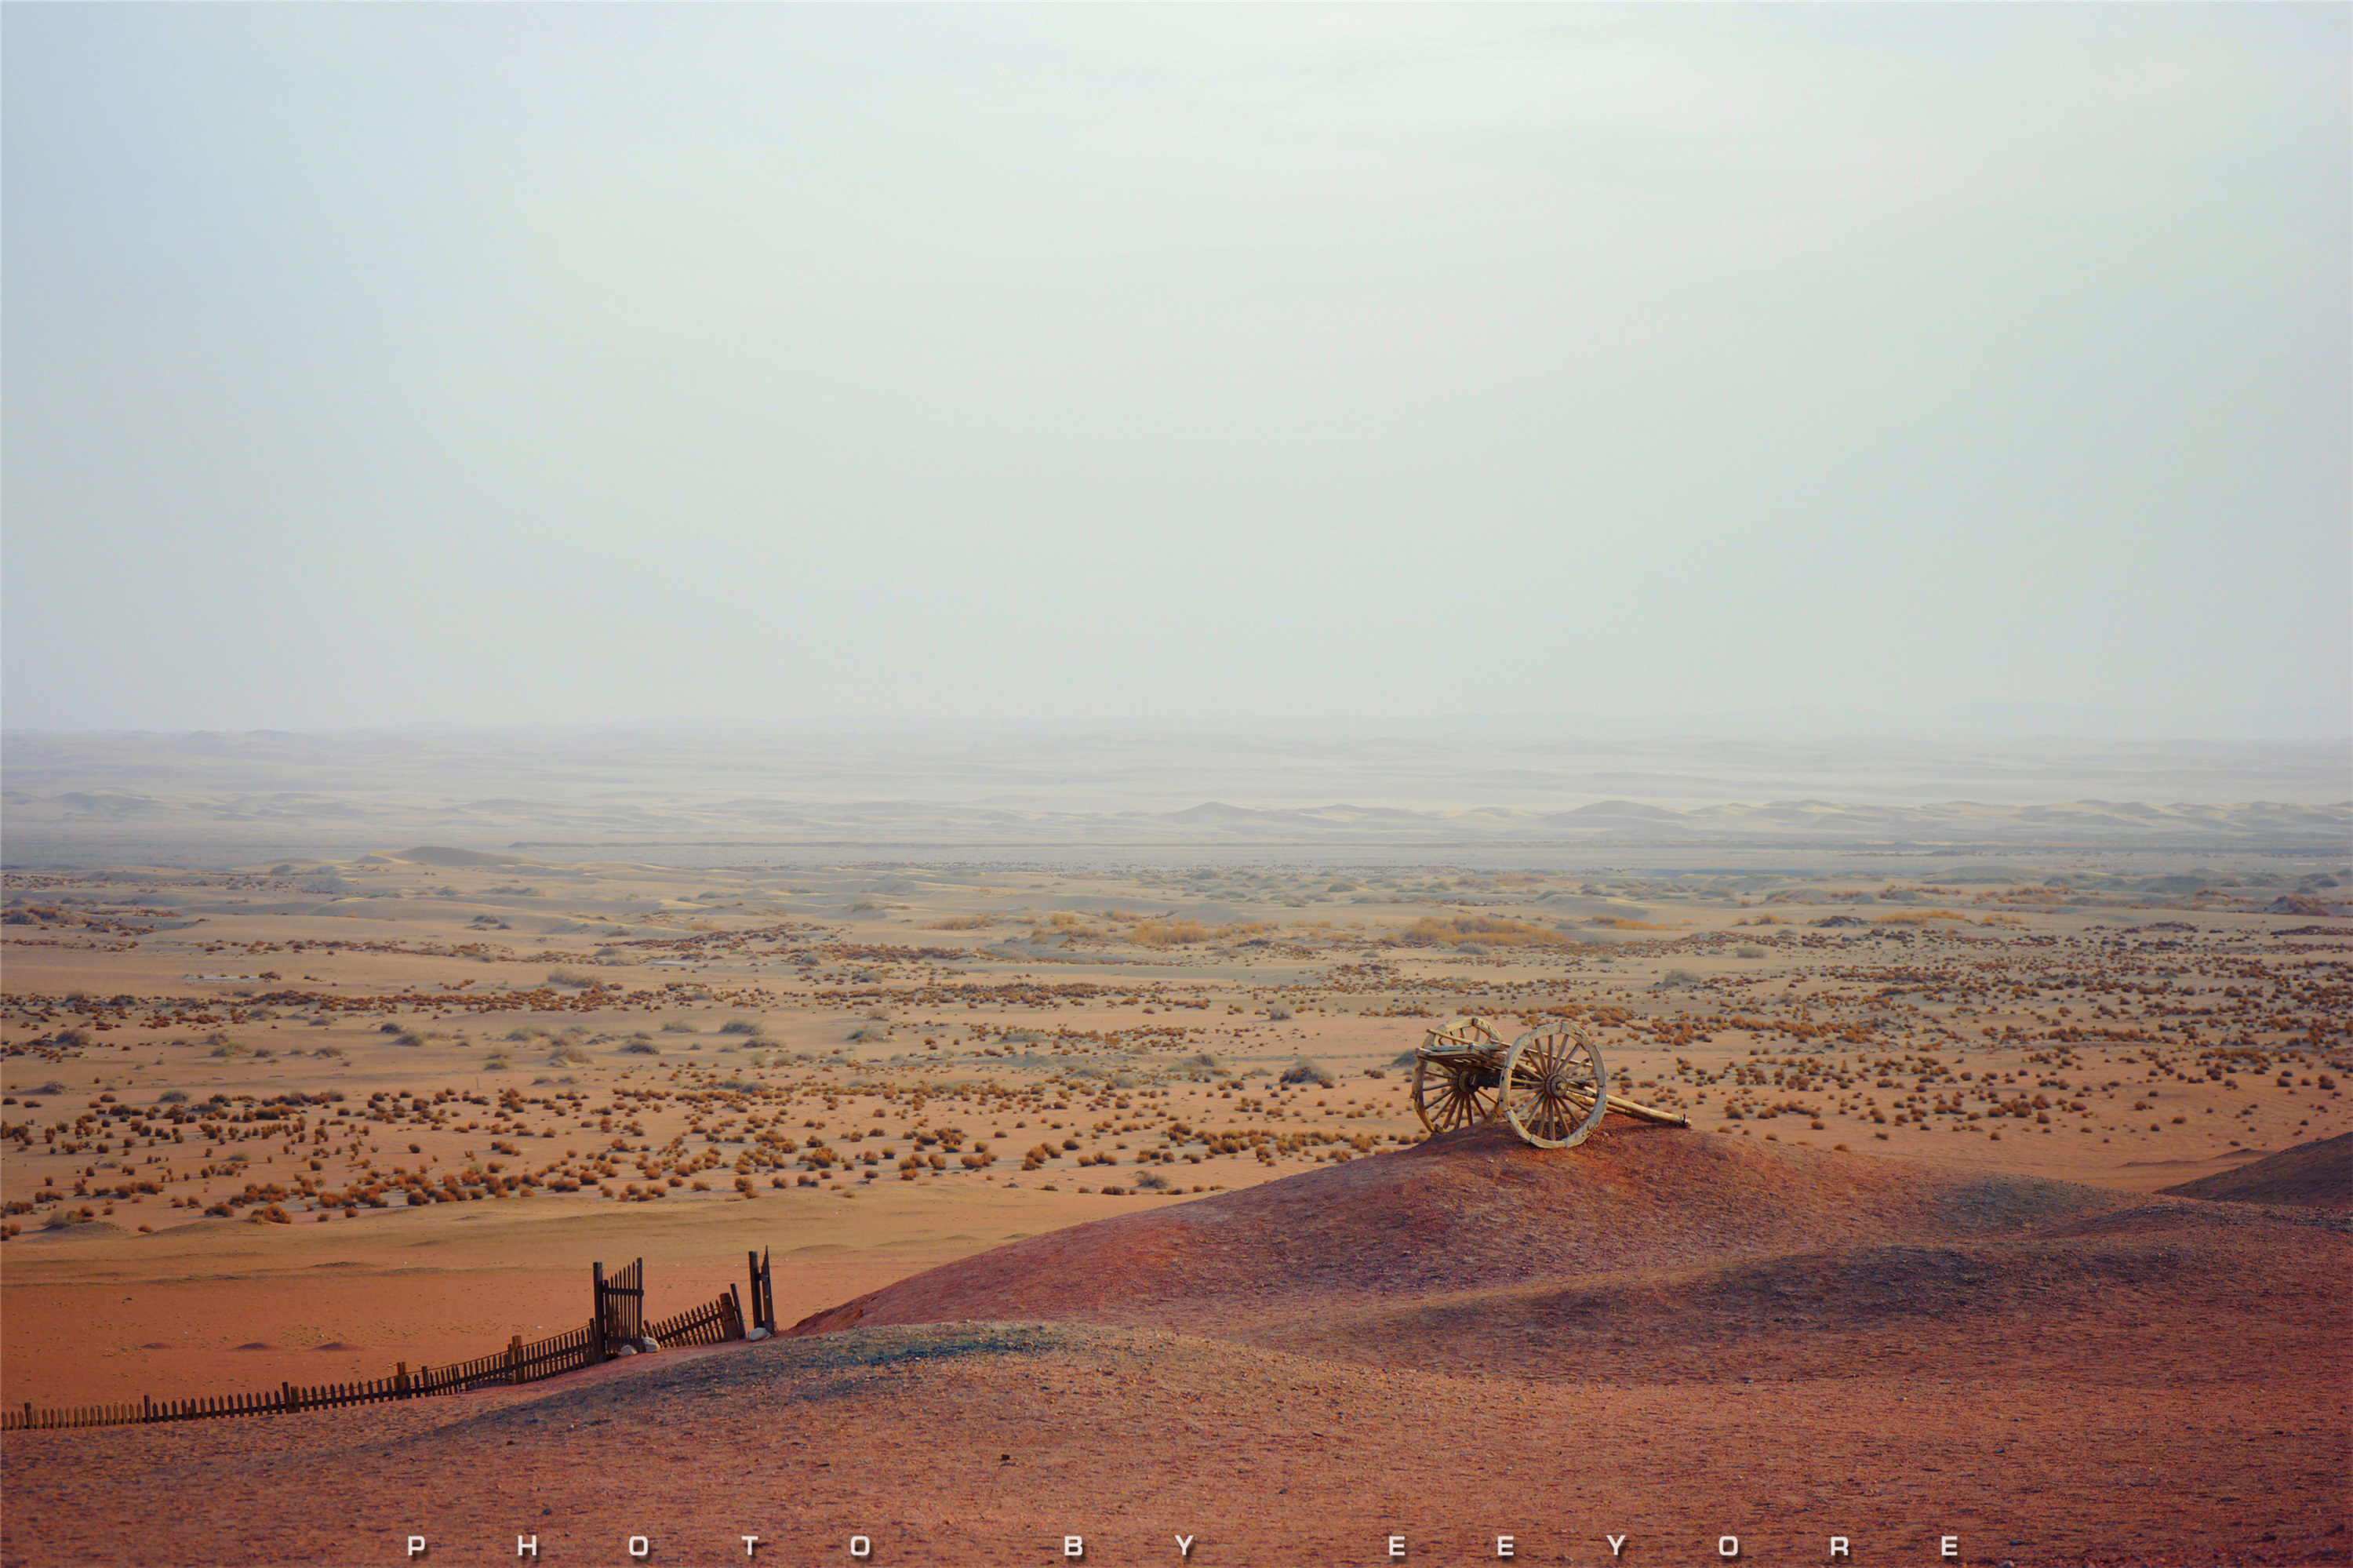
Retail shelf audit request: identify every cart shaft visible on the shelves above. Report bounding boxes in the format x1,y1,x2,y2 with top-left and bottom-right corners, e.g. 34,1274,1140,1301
1602,1093,1689,1128
1555,1087,1689,1128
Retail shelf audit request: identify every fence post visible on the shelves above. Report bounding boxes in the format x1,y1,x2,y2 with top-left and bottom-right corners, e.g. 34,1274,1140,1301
592,1261,608,1362
508,1334,523,1386
397,1362,409,1399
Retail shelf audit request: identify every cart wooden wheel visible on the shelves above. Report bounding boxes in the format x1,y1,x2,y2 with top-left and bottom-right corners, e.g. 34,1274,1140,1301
1412,1016,1502,1134
1413,1053,1500,1133
1500,1028,1609,1149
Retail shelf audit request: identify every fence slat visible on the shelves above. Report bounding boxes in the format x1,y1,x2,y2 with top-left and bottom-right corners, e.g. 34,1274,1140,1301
10,1281,748,1430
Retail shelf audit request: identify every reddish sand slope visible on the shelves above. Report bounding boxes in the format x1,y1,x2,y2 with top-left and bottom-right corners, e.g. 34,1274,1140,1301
6,1125,2344,1566
5,1316,2345,1568
2159,1130,2351,1208
792,1122,2133,1336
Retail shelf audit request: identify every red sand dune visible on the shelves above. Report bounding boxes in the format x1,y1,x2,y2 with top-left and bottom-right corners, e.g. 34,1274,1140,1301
792,1122,2133,1336
6,1124,2345,1566
2158,1130,2351,1209
791,1122,2347,1400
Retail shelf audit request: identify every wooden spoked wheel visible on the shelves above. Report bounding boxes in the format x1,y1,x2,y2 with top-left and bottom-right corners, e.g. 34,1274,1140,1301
1413,1053,1500,1133
1500,1028,1609,1149
1412,1016,1503,1135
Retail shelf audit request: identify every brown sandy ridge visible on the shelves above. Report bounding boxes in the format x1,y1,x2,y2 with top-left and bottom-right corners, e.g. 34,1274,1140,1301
2157,1130,2351,1209
6,1125,2341,1567
791,1122,2134,1335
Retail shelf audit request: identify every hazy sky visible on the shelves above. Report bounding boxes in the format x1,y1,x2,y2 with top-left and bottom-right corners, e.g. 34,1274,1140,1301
5,5,2346,734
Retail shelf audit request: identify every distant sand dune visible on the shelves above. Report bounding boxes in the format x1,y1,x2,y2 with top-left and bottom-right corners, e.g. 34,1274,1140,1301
5,725,2346,863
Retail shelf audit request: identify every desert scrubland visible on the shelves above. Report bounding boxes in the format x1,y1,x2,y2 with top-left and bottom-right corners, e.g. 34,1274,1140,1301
7,0,2345,1555
2,824,2347,1566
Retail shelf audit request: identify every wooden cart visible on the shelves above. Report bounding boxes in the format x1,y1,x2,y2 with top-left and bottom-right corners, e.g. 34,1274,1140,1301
1412,1015,1689,1148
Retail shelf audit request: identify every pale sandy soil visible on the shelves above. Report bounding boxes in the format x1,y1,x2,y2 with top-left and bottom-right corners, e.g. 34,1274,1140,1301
2,851,2346,1566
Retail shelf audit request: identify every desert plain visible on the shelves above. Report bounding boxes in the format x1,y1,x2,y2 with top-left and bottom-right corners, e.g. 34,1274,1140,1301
2,840,2348,1567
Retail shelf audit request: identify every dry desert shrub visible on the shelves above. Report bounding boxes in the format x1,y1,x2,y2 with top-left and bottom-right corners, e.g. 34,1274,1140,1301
1402,915,1580,948
1126,919,1213,948
547,968,598,988
718,1019,761,1035
1282,1060,1336,1088
1027,911,1104,941
926,913,998,930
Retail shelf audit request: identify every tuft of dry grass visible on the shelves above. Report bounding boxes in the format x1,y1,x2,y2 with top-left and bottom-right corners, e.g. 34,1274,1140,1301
1126,919,1213,948
1402,915,1581,948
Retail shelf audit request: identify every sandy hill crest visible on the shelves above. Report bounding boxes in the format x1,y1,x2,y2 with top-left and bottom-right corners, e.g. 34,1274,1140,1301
791,1124,2132,1337
362,845,536,867
2160,1132,2351,1210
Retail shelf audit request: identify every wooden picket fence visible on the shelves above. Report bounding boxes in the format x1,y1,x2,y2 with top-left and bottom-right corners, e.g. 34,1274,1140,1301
2,1256,749,1433
747,1246,776,1333
648,1290,744,1349
420,1320,606,1397
594,1256,645,1358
